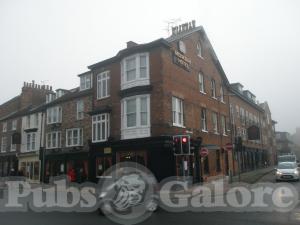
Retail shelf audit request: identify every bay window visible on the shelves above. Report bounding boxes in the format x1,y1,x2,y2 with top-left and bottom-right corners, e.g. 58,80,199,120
121,53,149,90
121,95,150,139
92,113,110,142
80,73,92,91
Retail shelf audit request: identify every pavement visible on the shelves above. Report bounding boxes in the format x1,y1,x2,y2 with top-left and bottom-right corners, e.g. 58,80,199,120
1,168,300,225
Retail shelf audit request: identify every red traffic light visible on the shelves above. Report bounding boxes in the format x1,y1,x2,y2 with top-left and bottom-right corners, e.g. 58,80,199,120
182,137,188,143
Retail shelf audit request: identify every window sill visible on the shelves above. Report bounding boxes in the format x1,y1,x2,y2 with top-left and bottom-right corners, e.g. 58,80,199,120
213,132,220,135
220,101,226,104
96,96,110,101
172,124,185,128
201,129,208,133
92,139,108,143
200,91,207,95
212,97,218,101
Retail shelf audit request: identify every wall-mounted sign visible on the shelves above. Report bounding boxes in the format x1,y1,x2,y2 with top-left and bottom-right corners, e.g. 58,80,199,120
104,147,112,154
247,126,261,140
172,49,192,71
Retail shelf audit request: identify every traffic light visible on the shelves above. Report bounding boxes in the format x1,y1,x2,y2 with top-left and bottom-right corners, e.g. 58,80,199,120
182,136,190,154
173,135,190,155
173,136,181,154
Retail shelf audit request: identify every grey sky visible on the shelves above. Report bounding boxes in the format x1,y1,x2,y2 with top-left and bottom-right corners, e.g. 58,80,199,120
0,0,299,133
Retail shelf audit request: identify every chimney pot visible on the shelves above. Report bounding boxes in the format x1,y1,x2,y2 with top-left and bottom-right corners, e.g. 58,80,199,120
127,41,138,48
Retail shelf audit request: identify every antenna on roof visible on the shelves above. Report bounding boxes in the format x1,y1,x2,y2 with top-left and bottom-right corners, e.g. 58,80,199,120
164,18,181,36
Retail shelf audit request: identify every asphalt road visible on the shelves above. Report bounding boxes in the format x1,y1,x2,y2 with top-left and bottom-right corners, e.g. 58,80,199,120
1,172,300,225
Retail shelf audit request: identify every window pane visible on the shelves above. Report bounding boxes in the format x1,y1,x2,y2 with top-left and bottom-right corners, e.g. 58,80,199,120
126,99,136,113
140,68,147,78
127,114,136,127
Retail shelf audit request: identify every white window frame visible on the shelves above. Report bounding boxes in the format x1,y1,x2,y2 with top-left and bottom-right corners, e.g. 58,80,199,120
1,137,7,153
97,71,110,99
47,106,62,124
12,120,17,131
46,131,61,149
26,133,36,151
80,73,92,91
172,97,184,127
201,108,207,132
92,113,110,143
2,122,7,132
212,112,219,134
211,79,216,98
220,86,225,103
76,100,84,120
197,41,203,58
221,115,226,135
121,53,149,90
199,73,205,94
122,95,150,129
10,136,16,151
66,128,83,147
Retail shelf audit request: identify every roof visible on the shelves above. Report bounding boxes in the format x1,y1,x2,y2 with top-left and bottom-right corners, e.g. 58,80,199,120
229,85,264,112
166,26,230,86
87,38,170,70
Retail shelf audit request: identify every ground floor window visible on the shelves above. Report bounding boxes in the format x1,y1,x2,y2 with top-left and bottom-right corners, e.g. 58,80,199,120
66,160,88,183
19,161,40,181
203,156,209,175
95,156,112,178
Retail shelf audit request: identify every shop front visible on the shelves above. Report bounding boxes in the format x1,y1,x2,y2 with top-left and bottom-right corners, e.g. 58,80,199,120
0,154,18,177
44,151,88,183
18,153,40,182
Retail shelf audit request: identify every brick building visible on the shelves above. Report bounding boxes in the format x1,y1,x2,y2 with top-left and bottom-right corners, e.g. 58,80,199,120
0,81,52,177
87,23,233,182
228,83,276,174
43,77,93,183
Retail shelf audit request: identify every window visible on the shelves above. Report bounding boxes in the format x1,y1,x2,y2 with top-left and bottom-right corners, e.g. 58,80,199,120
34,114,39,128
47,106,62,124
80,73,92,91
12,120,17,131
178,40,186,54
76,100,84,120
199,73,205,93
92,114,110,143
220,86,225,102
201,108,207,131
66,128,83,147
212,112,219,134
1,137,7,153
10,136,16,151
197,42,203,58
97,71,110,99
121,53,149,90
172,97,184,127
2,122,7,132
46,132,61,149
211,79,216,98
26,133,36,151
122,95,150,128
221,115,226,135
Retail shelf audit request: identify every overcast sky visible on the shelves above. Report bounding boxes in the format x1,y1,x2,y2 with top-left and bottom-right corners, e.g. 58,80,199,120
0,0,299,133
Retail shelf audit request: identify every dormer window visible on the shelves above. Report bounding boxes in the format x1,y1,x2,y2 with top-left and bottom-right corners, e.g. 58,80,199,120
121,53,149,90
197,41,203,58
56,90,66,98
46,93,56,103
80,73,92,91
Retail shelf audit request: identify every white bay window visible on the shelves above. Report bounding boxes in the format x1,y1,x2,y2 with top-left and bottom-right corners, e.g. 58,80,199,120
121,53,149,90
121,95,150,139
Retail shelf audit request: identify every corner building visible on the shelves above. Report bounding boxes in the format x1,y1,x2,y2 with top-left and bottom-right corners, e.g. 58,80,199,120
88,25,233,182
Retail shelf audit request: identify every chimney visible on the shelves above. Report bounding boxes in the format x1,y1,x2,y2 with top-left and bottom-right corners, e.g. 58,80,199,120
127,41,138,48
